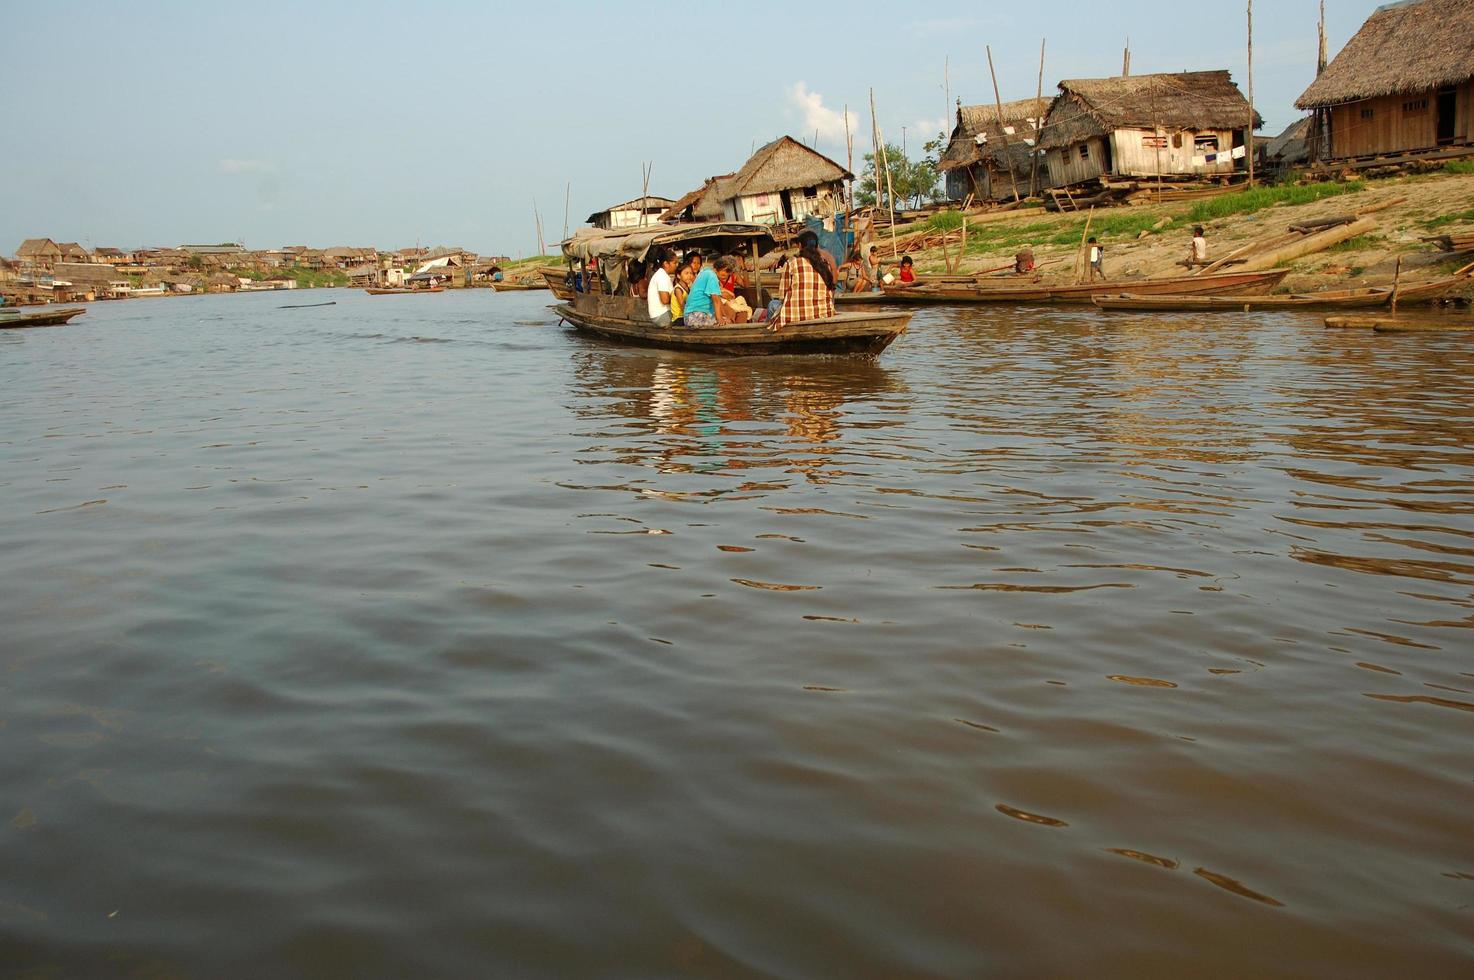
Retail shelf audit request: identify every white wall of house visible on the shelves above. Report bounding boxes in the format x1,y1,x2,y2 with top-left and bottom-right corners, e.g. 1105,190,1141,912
1110,127,1240,177
722,182,845,224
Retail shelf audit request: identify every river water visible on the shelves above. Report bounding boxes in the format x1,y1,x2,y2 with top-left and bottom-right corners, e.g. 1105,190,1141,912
2,289,1471,977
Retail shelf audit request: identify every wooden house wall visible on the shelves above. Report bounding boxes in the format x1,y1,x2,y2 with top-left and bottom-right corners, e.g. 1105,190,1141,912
724,181,844,224
1326,81,1472,157
1109,128,1239,177
1046,136,1108,187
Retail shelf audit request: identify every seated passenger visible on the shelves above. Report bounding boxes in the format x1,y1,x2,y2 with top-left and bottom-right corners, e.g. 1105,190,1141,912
683,256,735,327
838,248,867,293
670,263,696,324
646,248,678,327
771,230,836,330
896,255,917,285
1014,247,1035,275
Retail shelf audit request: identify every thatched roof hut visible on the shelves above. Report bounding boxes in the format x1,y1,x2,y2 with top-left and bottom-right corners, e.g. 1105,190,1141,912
1039,72,1259,151
1297,0,1474,110
711,137,851,223
1295,0,1473,160
1040,71,1259,187
937,98,1051,200
586,196,676,230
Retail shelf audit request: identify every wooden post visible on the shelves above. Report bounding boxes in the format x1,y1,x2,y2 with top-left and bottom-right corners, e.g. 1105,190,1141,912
871,88,900,258
562,182,570,241
1122,38,1130,77
1390,256,1403,316
533,199,545,257
986,45,1023,204
751,238,763,307
1075,207,1095,284
1247,0,1255,187
1031,38,1046,197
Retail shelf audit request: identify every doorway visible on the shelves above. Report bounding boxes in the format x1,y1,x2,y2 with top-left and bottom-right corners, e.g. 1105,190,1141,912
1436,86,1457,145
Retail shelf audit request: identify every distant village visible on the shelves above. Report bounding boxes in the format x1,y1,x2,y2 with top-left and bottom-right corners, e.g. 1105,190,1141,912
0,241,513,305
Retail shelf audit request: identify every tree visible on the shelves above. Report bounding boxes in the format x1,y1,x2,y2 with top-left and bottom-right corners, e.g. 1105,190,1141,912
855,142,941,210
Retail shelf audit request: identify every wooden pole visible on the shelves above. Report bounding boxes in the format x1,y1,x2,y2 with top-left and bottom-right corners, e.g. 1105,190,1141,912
533,199,545,257
1247,0,1255,187
1122,37,1130,77
986,45,1023,204
1390,256,1403,316
843,102,854,217
871,88,900,258
1075,207,1095,284
1031,38,1046,197
562,182,570,241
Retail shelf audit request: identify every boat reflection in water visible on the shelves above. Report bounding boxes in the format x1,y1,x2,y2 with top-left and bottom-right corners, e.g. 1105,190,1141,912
568,348,905,489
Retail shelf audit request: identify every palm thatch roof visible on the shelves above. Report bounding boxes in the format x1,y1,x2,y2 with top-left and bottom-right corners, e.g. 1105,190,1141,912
53,262,122,284
723,136,851,198
1266,116,1313,163
1297,0,1474,109
1038,71,1260,150
937,99,1051,173
17,238,61,257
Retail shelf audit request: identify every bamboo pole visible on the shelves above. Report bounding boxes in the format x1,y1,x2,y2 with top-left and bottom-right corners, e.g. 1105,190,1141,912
533,199,545,257
562,182,570,241
986,45,1022,204
1031,38,1046,197
843,102,854,216
871,88,899,258
1075,207,1095,284
1390,256,1403,316
1247,0,1255,187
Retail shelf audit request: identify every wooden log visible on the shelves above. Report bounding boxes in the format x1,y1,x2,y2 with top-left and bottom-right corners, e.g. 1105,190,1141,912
1354,196,1407,216
1287,215,1355,234
1238,217,1377,272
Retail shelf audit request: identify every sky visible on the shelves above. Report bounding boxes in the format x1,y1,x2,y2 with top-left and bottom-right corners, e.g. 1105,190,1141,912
1,0,1392,258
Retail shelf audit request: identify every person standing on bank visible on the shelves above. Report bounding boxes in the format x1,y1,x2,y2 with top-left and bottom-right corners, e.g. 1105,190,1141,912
1087,237,1104,281
646,248,679,327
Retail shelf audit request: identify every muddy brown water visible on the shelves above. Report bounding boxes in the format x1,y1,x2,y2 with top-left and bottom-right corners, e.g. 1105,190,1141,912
2,290,1471,977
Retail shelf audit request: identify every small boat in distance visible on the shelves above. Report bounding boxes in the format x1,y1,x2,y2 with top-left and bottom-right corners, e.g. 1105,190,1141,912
364,286,444,295
0,306,87,328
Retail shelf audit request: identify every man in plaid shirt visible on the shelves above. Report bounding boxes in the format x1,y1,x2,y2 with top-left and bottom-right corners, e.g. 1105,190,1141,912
772,230,836,329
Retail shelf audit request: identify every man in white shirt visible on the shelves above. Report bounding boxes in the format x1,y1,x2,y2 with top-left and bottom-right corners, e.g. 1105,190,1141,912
646,248,678,327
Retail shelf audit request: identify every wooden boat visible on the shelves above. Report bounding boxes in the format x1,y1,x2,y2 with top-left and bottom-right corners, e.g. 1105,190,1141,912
364,286,443,295
1326,313,1474,332
1093,274,1469,312
554,298,908,356
538,267,577,301
877,268,1291,304
0,306,87,328
491,280,548,292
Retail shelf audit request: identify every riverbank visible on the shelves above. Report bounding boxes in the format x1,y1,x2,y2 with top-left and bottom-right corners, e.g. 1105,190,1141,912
894,168,1474,293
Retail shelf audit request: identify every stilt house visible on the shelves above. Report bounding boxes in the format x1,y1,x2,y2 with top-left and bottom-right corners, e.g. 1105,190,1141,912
936,99,1052,202
1295,0,1473,161
1039,71,1259,188
713,137,851,224
585,197,676,231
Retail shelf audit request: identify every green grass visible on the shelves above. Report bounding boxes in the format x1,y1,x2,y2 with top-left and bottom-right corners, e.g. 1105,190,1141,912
1422,208,1474,230
1327,234,1383,253
1183,180,1365,223
925,211,966,232
1443,160,1474,175
231,265,349,288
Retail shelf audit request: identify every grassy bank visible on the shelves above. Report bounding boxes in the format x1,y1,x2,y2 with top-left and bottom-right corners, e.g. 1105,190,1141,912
232,266,349,288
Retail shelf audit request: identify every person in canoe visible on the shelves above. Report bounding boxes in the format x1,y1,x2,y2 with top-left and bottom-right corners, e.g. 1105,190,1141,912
894,255,918,286
769,230,836,331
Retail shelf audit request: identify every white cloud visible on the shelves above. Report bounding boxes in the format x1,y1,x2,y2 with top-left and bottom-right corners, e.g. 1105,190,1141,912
218,159,270,174
788,82,858,143
915,117,950,140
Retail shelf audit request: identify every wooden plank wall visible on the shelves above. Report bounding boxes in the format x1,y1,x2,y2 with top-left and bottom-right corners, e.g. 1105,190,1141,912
1109,128,1239,177
1046,137,1107,187
1328,81,1472,157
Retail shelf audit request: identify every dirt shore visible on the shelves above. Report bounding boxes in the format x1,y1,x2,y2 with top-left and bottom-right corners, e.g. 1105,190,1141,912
895,169,1474,293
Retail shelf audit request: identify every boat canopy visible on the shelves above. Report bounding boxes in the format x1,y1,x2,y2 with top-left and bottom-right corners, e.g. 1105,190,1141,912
560,221,776,292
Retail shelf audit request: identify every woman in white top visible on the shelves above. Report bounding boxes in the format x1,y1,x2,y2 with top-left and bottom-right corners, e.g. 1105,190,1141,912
646,248,679,327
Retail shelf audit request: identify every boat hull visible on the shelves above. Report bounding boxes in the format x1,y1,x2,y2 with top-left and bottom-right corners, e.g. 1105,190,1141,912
880,269,1291,304
553,301,909,356
0,306,87,328
364,287,443,295
1093,275,1467,311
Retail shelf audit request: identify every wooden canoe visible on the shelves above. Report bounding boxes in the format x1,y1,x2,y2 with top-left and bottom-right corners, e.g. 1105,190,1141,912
538,268,578,301
364,286,444,295
1326,314,1474,332
553,297,909,356
1093,275,1468,312
878,268,1291,304
0,306,87,328
492,281,549,291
